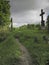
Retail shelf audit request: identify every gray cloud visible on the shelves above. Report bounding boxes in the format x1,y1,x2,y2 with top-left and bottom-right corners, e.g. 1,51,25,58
44,6,49,15
10,0,49,27
10,0,49,14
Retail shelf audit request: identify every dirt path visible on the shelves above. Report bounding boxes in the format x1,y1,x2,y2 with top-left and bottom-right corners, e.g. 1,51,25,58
16,39,32,65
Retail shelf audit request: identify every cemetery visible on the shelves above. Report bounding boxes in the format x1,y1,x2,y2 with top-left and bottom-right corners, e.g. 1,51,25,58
0,0,49,65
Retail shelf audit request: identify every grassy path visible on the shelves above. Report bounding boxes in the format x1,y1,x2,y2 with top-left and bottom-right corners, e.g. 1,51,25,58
16,39,32,65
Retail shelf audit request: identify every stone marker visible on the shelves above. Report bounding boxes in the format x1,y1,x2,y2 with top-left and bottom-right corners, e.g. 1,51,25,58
43,36,48,41
34,36,38,43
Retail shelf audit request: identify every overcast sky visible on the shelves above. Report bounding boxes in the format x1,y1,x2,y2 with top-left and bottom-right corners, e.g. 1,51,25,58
10,0,49,27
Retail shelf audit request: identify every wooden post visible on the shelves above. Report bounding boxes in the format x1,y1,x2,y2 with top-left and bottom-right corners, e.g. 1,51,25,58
11,18,13,30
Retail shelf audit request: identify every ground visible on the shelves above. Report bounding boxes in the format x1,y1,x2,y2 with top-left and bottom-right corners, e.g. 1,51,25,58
16,39,32,65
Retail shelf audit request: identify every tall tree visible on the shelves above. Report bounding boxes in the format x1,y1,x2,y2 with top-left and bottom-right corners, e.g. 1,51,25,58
46,15,49,32
0,0,10,27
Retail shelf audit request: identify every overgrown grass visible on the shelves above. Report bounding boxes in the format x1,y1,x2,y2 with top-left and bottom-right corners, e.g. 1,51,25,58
0,31,21,65
14,26,49,65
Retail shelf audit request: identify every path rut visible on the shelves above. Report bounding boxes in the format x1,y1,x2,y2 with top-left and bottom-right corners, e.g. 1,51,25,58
16,39,32,65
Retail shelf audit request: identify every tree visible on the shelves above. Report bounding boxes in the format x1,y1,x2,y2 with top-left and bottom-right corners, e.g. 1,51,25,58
46,15,49,32
0,0,10,28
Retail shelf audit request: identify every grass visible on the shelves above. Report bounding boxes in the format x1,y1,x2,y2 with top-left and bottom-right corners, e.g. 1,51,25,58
0,31,21,65
0,25,49,65
14,26,49,65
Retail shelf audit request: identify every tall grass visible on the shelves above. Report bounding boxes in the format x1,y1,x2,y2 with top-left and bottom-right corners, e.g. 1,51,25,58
0,31,21,65
14,26,49,65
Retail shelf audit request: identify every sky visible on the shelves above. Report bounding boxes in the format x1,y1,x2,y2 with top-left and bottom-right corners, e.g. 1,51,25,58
10,0,49,27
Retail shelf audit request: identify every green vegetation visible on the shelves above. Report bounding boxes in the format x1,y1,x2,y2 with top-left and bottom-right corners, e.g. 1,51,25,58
0,0,49,65
46,15,49,33
0,0,22,65
0,32,21,65
14,25,49,65
0,0,10,31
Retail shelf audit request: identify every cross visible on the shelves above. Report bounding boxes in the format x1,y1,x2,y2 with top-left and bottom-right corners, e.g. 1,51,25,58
40,9,45,27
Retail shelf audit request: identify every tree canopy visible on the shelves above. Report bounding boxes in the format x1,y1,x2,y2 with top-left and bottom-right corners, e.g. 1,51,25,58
0,0,10,26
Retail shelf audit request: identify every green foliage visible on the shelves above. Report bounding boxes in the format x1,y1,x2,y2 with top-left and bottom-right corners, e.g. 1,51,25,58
35,24,41,28
46,15,49,32
0,0,10,26
0,32,21,65
0,32,7,42
14,26,49,65
27,24,35,29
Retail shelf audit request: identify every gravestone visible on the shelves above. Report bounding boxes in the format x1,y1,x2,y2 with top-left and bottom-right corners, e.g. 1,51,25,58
43,36,48,41
42,36,49,43
40,9,45,29
34,36,38,43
